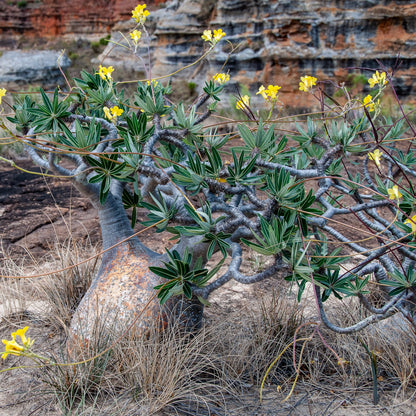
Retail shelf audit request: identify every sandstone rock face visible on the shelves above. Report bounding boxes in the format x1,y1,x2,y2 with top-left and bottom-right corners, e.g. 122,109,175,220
0,50,71,87
97,0,416,107
0,0,166,39
1,0,416,105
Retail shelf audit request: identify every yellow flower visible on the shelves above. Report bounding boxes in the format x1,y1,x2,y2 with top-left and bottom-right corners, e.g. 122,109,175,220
2,334,23,359
257,84,281,102
368,149,383,168
236,95,250,110
130,29,142,45
201,30,212,42
299,75,317,92
256,85,268,100
111,106,124,117
368,71,387,88
213,29,226,42
103,106,112,120
1,327,33,360
337,358,350,367
213,73,230,84
404,215,416,234
202,28,226,45
132,4,150,25
103,106,123,123
146,80,159,88
98,65,114,81
266,84,281,100
15,326,31,347
387,185,402,200
0,88,6,105
363,95,375,112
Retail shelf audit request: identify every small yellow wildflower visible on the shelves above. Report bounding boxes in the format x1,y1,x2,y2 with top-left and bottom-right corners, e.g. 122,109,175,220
201,30,212,42
130,29,142,45
103,106,112,120
146,79,159,87
266,85,280,100
236,95,250,110
202,28,226,45
2,334,23,359
337,358,350,367
98,65,114,81
111,106,123,117
2,326,33,360
15,326,32,347
256,85,268,100
368,148,383,168
213,73,230,84
103,106,124,123
213,29,226,42
0,88,6,105
363,95,375,112
299,75,317,92
368,71,388,88
387,185,402,200
404,215,416,234
132,4,150,25
257,84,281,102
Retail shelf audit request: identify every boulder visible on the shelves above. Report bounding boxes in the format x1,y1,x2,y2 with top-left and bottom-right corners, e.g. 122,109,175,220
0,50,71,87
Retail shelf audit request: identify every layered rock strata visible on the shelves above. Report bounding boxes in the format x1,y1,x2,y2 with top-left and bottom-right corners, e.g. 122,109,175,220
0,50,71,87
1,0,416,105
98,0,416,107
0,0,166,39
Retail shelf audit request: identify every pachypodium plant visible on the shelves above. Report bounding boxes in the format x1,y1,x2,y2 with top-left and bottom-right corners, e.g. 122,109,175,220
1,3,416,345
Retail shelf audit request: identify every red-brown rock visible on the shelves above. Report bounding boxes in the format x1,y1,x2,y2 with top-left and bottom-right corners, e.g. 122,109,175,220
0,0,166,39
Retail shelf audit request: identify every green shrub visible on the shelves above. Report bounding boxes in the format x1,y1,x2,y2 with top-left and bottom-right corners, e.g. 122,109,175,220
16,0,27,8
1,3,416,405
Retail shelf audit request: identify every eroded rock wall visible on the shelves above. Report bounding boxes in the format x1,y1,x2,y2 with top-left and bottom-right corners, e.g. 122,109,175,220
98,0,416,107
0,0,166,39
212,0,416,106
2,0,416,105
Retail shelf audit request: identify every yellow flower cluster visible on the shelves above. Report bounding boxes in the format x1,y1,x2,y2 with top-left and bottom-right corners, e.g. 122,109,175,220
368,149,382,168
2,326,33,360
236,95,250,110
368,71,387,88
405,215,416,234
132,4,150,25
387,185,402,200
213,73,230,84
104,106,124,123
256,84,281,102
299,75,317,92
130,29,142,46
201,29,226,45
0,88,6,105
363,95,375,112
98,65,114,81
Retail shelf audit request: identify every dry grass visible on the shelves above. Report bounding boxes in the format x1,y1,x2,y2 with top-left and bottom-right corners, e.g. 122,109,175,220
34,238,100,330
39,309,240,415
0,237,416,415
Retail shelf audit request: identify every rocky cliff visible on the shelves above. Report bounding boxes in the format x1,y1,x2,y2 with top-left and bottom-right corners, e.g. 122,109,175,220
1,0,416,106
0,0,166,39
98,0,416,107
